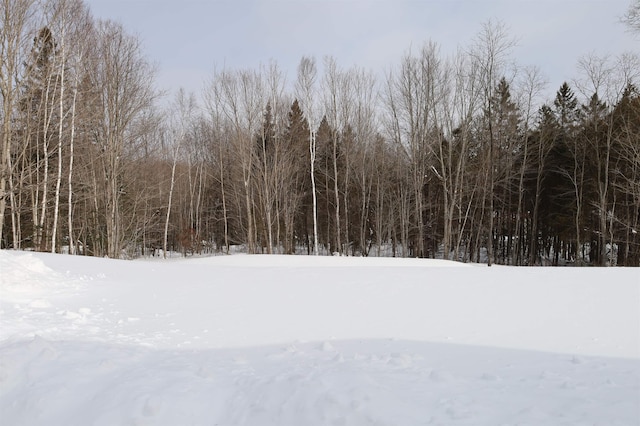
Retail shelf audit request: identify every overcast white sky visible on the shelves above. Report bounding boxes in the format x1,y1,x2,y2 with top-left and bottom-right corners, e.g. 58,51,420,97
85,0,637,103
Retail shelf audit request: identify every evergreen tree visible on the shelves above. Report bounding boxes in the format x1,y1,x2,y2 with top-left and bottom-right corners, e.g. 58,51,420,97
488,77,521,263
314,115,334,251
526,105,559,264
553,82,579,131
547,83,580,263
256,102,275,163
282,99,310,253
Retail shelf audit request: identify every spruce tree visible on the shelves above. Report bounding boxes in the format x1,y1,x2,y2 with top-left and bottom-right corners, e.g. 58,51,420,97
314,116,334,251
489,77,521,263
549,83,580,264
283,100,310,253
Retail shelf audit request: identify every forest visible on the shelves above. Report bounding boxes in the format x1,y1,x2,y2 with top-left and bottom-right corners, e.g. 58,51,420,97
1,0,639,265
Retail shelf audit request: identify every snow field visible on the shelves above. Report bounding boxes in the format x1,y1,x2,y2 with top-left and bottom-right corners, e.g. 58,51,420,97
0,250,638,425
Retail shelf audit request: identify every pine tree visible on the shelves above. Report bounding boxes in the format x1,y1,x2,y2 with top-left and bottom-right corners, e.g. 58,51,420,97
548,83,580,264
314,115,334,251
553,82,579,130
282,100,310,253
488,77,521,263
256,102,275,163
527,105,559,264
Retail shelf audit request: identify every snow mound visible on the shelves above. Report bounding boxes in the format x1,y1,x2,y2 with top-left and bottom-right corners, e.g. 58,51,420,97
0,251,62,296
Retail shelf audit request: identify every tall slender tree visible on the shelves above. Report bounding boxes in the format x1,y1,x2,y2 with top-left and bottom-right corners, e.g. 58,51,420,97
296,57,319,255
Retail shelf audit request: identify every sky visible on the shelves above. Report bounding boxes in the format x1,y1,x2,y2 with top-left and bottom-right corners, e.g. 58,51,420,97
84,0,638,103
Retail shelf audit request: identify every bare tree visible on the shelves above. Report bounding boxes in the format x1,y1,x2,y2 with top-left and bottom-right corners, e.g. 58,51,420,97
296,56,320,255
575,53,640,265
249,62,289,254
49,1,67,253
21,24,62,252
612,82,640,265
512,66,546,264
92,20,156,258
321,57,347,254
48,0,90,253
622,0,640,32
64,0,92,255
469,20,516,265
162,89,197,258
348,67,378,255
0,0,39,248
207,68,264,253
384,41,446,257
202,76,229,253
436,50,482,261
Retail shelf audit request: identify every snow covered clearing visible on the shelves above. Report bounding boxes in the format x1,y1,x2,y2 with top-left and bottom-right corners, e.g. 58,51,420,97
0,250,638,425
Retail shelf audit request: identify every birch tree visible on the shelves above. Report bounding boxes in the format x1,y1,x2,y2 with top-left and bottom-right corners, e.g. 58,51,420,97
16,24,62,251
0,0,39,248
162,89,197,258
253,62,287,254
296,57,319,255
64,1,92,255
48,0,90,253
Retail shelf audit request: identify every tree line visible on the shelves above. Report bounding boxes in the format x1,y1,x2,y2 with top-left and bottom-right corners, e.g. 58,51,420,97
1,0,639,265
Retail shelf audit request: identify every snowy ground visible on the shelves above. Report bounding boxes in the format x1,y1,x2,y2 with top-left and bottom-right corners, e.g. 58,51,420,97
0,250,638,426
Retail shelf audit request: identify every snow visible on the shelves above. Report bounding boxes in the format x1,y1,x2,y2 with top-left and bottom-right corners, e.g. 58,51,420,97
0,250,638,425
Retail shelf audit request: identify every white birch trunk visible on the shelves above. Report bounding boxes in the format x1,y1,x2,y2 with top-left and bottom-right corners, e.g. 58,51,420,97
51,30,66,253
163,146,179,259
310,128,319,255
67,73,78,254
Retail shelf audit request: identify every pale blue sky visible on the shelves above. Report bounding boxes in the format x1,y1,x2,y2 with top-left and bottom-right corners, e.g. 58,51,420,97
85,0,637,102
